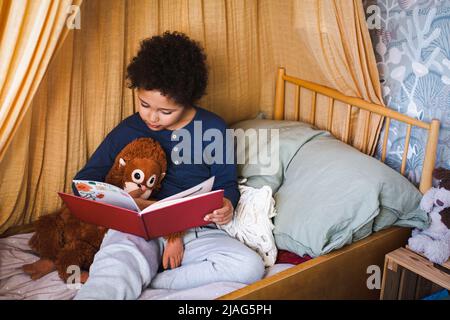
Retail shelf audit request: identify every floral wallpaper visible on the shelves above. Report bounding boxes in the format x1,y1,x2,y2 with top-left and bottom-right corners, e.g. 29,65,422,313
363,0,450,185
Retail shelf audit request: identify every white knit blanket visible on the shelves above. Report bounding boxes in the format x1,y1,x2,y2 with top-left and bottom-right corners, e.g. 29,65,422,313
219,185,278,266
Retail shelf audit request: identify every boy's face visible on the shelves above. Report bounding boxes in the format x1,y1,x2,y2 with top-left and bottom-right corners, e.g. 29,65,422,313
137,89,187,131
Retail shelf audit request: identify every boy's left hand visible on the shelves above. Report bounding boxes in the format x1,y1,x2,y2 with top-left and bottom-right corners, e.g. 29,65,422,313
204,198,234,225
162,237,184,270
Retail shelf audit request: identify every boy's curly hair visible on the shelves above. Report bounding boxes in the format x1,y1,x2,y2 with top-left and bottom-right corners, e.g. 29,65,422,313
126,31,208,107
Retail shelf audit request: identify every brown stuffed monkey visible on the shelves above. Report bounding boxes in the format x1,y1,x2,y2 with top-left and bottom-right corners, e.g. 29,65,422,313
22,137,182,283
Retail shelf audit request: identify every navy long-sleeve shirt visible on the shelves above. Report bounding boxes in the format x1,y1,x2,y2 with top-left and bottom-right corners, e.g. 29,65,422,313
73,106,240,208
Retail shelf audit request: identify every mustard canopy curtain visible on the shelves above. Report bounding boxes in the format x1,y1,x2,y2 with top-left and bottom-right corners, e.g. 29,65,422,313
0,0,82,163
0,0,383,234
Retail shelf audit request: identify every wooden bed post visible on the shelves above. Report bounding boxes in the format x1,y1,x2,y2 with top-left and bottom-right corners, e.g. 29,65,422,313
274,67,286,120
419,119,440,194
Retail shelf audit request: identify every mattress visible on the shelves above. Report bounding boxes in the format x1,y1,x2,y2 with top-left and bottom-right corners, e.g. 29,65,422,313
0,233,293,300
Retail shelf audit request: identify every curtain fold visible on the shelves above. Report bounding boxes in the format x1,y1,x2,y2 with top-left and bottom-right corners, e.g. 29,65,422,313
260,0,384,153
0,0,82,163
0,0,383,234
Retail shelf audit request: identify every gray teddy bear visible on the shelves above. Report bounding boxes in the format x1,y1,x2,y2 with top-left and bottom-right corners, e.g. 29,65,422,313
408,168,450,265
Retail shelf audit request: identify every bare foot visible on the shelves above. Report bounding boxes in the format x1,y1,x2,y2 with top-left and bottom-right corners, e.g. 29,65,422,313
80,271,89,284
22,259,56,280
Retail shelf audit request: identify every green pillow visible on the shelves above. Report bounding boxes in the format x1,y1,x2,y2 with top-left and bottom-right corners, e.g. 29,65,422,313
230,119,328,193
273,135,430,257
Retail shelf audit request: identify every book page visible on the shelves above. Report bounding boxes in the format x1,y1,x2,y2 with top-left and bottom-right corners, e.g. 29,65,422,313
158,176,215,203
140,176,215,214
141,190,223,213
73,180,140,212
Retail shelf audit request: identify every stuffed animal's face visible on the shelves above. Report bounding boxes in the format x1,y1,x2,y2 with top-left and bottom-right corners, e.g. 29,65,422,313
119,157,165,199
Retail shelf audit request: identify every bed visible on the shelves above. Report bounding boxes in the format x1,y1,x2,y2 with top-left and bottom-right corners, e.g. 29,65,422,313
0,232,296,300
217,67,440,300
0,67,440,300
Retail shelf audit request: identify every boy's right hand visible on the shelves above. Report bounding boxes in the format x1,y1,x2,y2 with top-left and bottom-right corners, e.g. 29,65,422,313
128,189,156,210
134,198,156,210
163,237,184,269
128,188,145,199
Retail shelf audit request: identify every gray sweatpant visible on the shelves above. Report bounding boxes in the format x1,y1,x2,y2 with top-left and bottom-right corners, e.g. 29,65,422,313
74,226,265,300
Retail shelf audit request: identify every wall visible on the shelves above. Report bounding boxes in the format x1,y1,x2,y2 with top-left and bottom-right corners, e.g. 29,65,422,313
364,0,450,184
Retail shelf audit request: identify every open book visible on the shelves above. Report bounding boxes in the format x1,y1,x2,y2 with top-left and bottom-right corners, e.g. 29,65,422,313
58,177,223,240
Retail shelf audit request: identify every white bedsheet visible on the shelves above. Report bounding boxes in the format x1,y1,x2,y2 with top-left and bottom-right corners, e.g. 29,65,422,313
0,233,293,300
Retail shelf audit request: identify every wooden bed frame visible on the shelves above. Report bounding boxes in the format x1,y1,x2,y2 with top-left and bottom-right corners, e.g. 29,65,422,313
218,67,440,300
0,67,441,300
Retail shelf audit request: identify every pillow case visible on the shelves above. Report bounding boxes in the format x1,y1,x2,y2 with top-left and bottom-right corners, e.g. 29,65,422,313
273,134,430,257
230,119,328,193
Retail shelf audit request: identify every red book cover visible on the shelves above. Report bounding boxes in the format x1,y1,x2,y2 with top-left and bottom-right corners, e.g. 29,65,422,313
58,189,224,240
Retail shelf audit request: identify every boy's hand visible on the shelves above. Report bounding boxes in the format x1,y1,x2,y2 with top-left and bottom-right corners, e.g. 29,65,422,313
204,198,234,225
163,237,184,269
128,189,156,210
128,188,145,198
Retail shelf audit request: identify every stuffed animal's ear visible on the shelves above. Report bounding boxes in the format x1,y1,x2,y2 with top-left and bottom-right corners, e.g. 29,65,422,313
119,158,126,167
157,172,166,185
433,168,450,189
153,172,166,191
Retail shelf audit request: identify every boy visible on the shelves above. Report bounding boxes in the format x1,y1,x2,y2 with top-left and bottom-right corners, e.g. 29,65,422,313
73,31,265,299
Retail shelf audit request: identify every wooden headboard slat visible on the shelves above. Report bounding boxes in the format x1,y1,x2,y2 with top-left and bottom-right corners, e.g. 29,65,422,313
276,68,430,130
381,117,391,162
401,124,412,175
327,98,334,132
273,67,440,194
